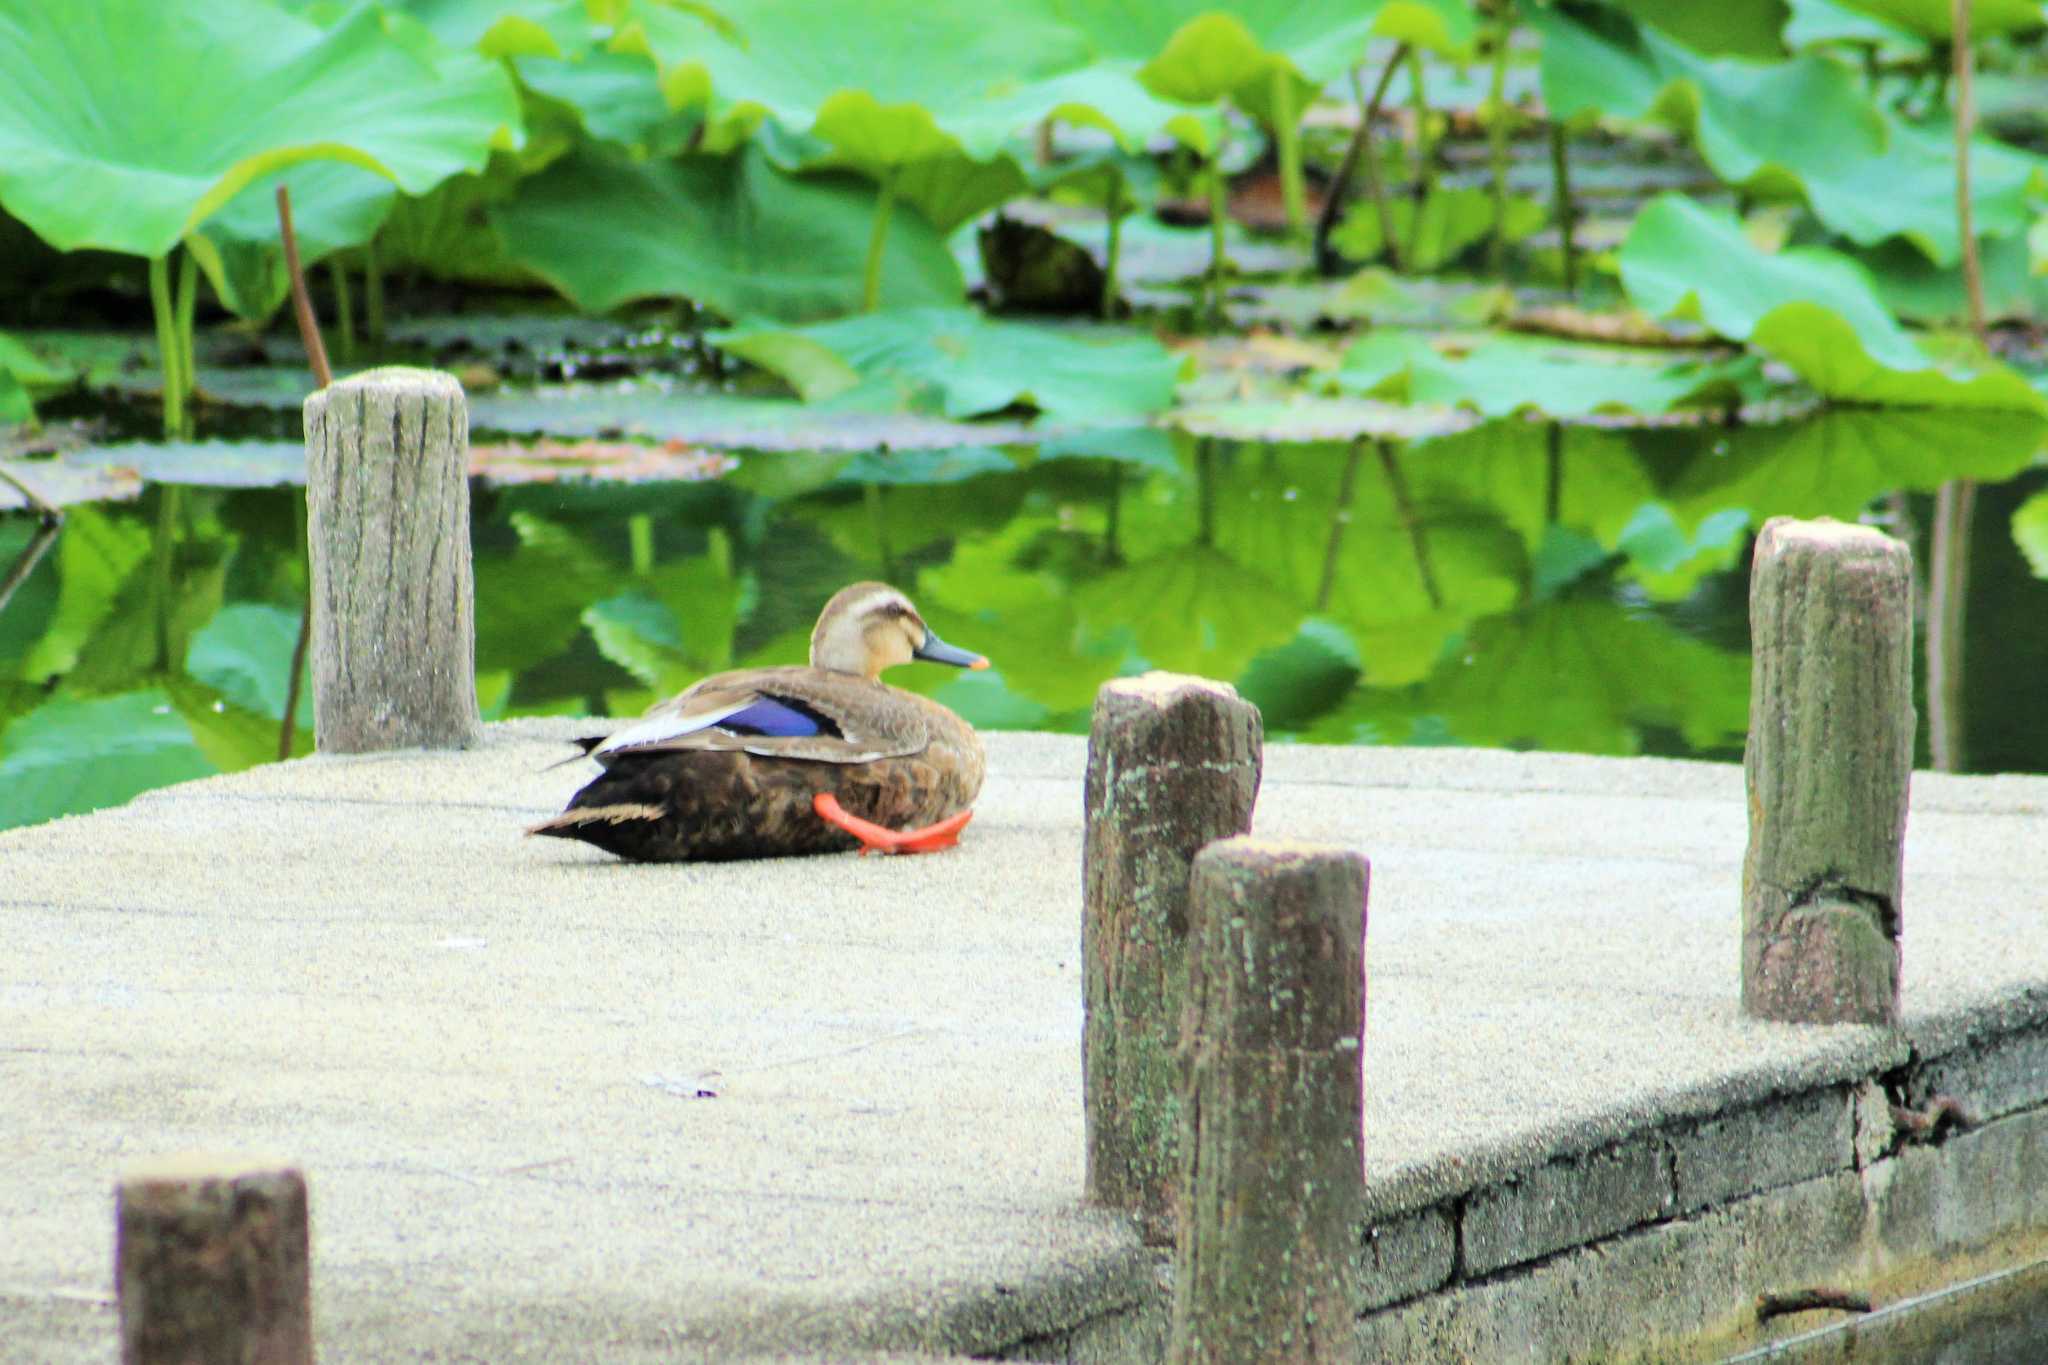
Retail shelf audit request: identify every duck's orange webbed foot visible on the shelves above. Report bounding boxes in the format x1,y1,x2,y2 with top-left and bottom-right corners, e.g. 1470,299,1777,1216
812,793,973,855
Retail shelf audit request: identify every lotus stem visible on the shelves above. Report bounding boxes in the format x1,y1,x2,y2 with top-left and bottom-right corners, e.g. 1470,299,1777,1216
148,254,182,438
1405,47,1434,268
276,186,332,389
1951,0,1987,342
329,257,355,362
1196,439,1217,546
1207,149,1229,329
1271,65,1307,246
1485,2,1514,275
363,240,385,343
629,513,654,576
1550,121,1578,297
1317,50,1406,273
174,249,198,436
862,169,899,313
1102,190,1125,321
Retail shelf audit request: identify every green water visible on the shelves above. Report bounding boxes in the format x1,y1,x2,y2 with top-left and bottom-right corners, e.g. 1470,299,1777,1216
1,411,2045,832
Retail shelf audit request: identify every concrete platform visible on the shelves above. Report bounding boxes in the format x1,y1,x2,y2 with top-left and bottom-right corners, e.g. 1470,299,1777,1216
4,723,2047,1362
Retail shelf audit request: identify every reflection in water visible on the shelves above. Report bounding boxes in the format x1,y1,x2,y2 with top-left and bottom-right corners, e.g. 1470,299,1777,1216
0,410,2045,831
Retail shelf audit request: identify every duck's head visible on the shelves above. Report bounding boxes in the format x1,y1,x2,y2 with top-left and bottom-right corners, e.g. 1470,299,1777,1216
810,582,988,681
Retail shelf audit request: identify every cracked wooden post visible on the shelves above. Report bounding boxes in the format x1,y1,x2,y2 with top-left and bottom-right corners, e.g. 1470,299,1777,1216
117,1155,313,1365
1084,673,1262,1242
1743,516,1912,1025
304,366,478,753
1169,838,1368,1365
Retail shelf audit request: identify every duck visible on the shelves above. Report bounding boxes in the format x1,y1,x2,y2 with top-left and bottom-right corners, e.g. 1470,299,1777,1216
528,582,988,862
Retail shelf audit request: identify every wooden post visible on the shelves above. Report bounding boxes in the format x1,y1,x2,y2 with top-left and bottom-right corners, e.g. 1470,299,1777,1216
1083,673,1262,1240
1169,838,1368,1365
303,366,478,753
1743,516,1912,1025
117,1155,313,1365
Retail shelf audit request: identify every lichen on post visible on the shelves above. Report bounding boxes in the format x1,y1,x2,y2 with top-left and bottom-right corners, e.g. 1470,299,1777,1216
1743,516,1912,1026
303,366,479,753
1169,838,1368,1365
1083,673,1262,1241
116,1155,313,1365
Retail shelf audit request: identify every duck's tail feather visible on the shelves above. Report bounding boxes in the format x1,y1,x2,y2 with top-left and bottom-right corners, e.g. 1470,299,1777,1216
537,736,608,773
526,803,665,838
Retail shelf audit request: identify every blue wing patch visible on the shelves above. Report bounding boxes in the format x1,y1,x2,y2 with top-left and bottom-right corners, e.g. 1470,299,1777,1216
716,695,841,739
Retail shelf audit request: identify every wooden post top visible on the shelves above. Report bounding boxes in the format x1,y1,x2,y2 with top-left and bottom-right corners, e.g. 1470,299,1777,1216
1756,516,1908,557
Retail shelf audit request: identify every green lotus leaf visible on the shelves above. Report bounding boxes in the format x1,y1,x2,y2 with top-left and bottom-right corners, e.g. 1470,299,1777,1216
1330,185,1548,272
710,307,1179,423
1535,6,2048,266
620,0,1187,181
1603,0,1791,57
0,688,218,830
1784,0,1928,49
0,327,67,420
516,49,699,156
2014,490,2048,580
0,0,523,259
1828,0,2044,38
1335,330,1765,418
187,161,399,321
1621,195,2046,410
396,0,597,58
492,142,963,322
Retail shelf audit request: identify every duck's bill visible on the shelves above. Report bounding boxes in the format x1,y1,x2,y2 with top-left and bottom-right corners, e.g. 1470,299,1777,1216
915,629,989,670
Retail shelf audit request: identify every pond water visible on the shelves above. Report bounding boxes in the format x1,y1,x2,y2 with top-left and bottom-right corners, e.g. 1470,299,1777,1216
1,393,2045,832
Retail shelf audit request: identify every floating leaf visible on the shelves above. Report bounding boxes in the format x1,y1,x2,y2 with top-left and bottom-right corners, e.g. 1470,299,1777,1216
710,307,1180,423
61,442,306,489
492,142,963,322
469,438,738,485
0,0,522,257
1333,330,1765,419
1168,396,1474,443
0,458,143,511
1620,195,2046,410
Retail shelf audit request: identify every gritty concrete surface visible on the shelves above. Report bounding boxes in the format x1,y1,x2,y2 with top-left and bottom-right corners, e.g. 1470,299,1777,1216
3,723,2048,1361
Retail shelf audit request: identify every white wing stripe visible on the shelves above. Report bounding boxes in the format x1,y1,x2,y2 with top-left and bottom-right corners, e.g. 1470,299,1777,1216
595,700,753,756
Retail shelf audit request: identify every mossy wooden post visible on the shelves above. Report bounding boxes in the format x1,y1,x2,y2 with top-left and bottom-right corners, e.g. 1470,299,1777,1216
1743,516,1912,1025
117,1155,313,1365
1084,673,1262,1241
304,366,478,753
1169,839,1368,1365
